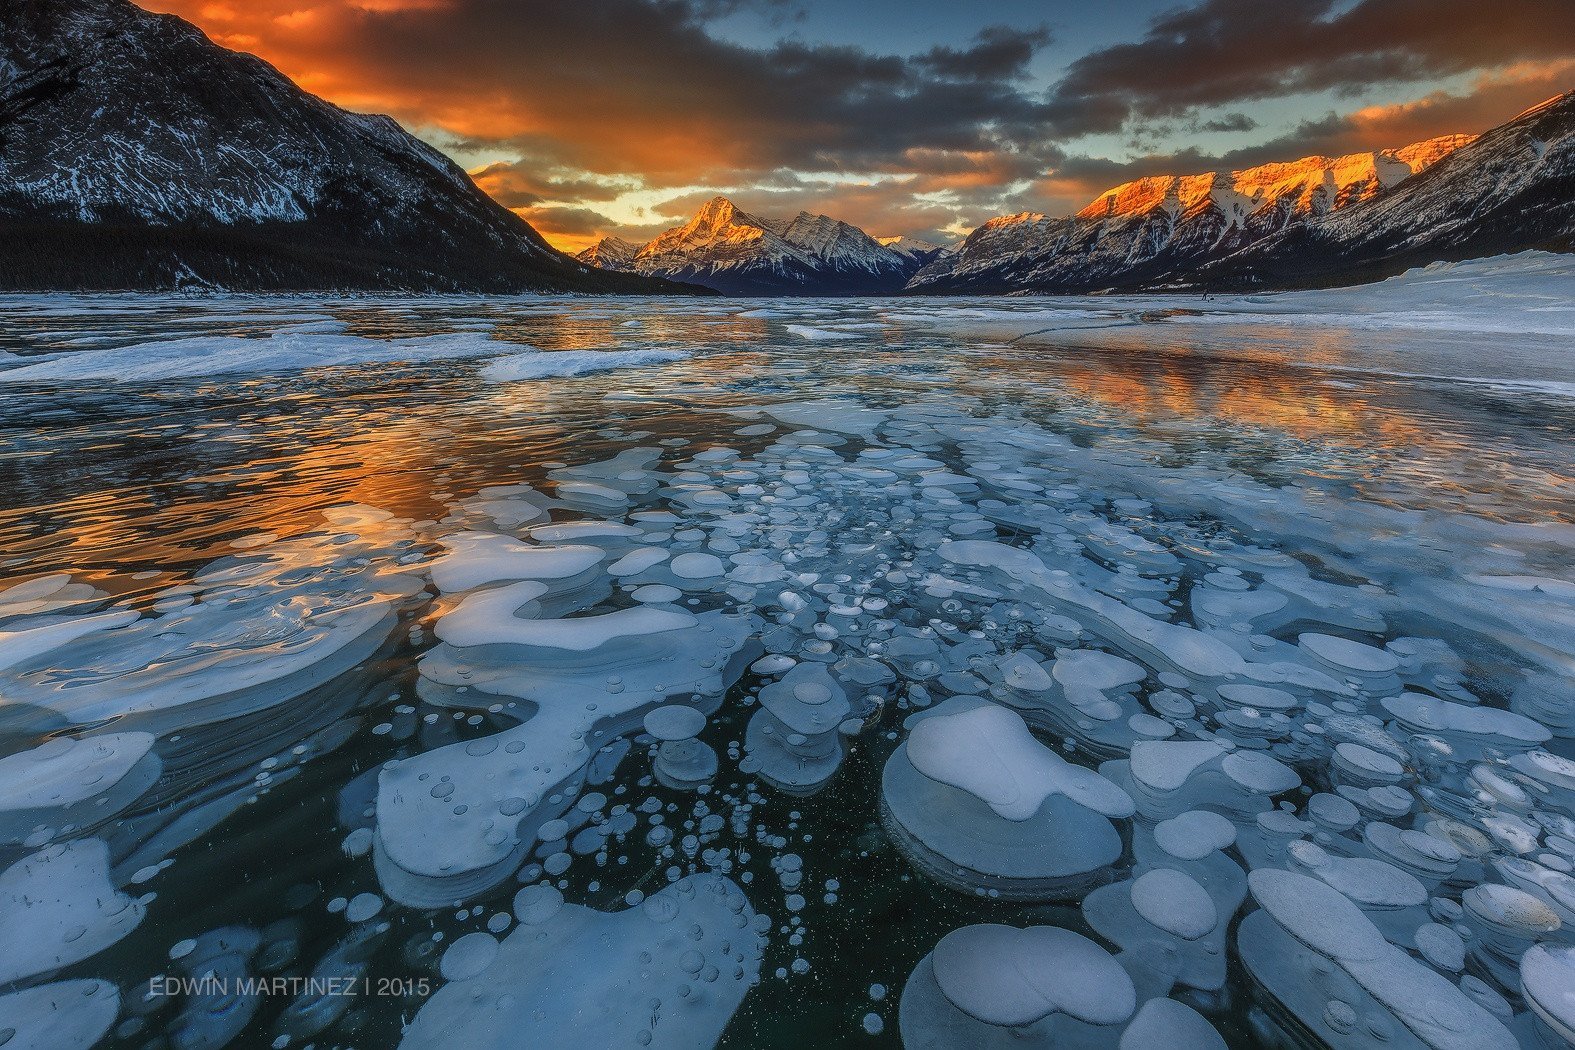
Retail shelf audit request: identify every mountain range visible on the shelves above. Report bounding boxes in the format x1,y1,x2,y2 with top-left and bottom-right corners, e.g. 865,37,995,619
911,93,1575,294
0,0,693,294
907,135,1472,293
1198,93,1575,290
575,92,1573,296
1,0,1570,296
576,197,950,295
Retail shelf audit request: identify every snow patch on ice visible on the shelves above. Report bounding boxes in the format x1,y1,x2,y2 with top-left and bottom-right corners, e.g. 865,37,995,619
480,347,690,382
0,331,511,383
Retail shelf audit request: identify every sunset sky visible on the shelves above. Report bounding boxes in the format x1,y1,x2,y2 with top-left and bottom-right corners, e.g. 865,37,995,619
137,0,1574,252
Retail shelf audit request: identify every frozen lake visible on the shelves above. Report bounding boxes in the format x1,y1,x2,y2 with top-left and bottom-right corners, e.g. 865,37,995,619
1,254,1573,1048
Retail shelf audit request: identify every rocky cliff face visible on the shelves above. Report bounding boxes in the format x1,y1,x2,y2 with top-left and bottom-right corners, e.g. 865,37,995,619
0,0,692,293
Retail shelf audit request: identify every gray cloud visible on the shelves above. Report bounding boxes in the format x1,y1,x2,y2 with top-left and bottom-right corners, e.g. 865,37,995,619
1043,0,1575,134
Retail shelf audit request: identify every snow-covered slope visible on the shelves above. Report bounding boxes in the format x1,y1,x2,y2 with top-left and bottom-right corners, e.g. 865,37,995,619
1203,92,1575,288
881,236,952,267
580,197,926,295
574,237,639,271
1078,135,1473,229
908,130,1493,294
0,0,688,293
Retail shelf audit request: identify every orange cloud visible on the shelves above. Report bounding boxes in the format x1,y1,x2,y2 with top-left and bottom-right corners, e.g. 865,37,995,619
350,0,454,10
273,9,321,29
135,0,1062,185
1347,58,1575,145
134,0,1572,246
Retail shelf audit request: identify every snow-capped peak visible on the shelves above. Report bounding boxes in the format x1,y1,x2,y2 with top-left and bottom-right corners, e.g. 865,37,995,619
585,197,928,295
638,196,779,259
907,91,1573,295
982,212,1049,231
1074,135,1476,228
880,236,952,262
1393,134,1478,170
1514,93,1568,120
770,211,905,271
574,236,639,270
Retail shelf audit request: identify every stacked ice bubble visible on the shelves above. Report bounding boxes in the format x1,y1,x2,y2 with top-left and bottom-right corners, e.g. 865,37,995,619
372,491,762,906
881,695,1136,899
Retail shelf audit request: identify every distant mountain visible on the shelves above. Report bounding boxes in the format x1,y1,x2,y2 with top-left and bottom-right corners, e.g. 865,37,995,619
1200,92,1575,288
578,197,941,295
0,0,694,293
574,236,640,271
881,237,952,267
907,134,1480,295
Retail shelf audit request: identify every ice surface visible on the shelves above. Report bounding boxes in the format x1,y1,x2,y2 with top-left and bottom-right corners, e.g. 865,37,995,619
439,931,500,980
437,592,692,650
784,324,859,341
1521,943,1575,1044
906,700,1134,821
1170,252,1575,338
0,330,508,383
0,609,139,673
1153,810,1236,861
0,731,161,844
644,704,707,741
1120,998,1225,1050
166,926,266,1049
0,512,419,733
7,275,1575,1047
1243,869,1515,1050
744,659,853,793
1383,691,1550,757
378,576,757,902
0,323,693,386
1083,861,1232,998
655,736,720,787
938,539,1345,694
1105,739,1300,823
900,924,1135,1047
931,924,1135,1026
427,532,605,592
1129,868,1216,940
480,347,690,382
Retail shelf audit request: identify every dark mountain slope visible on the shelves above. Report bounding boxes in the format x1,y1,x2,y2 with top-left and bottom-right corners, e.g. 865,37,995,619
0,0,698,294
